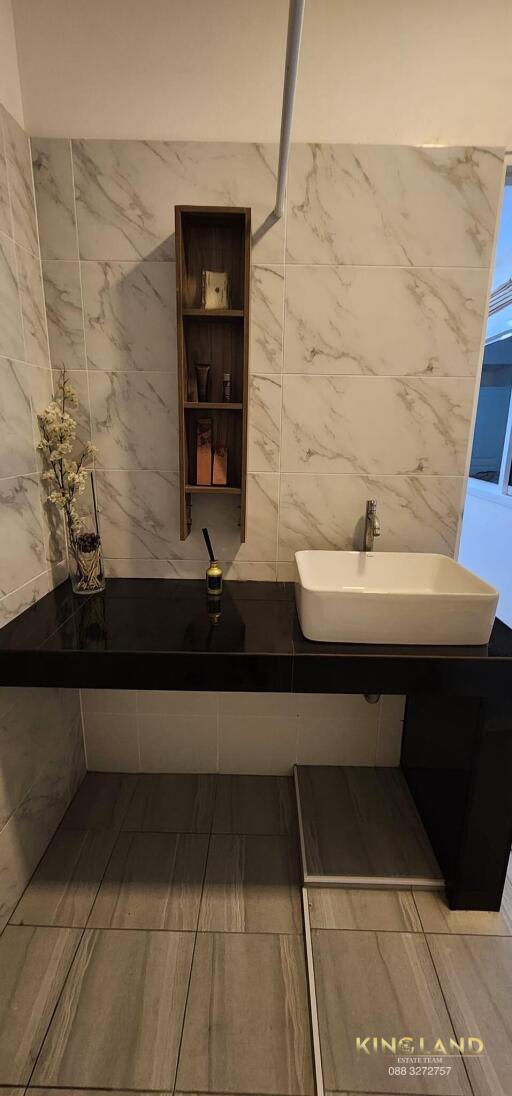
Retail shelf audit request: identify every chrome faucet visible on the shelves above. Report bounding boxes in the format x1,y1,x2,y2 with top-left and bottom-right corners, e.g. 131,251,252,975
364,499,380,551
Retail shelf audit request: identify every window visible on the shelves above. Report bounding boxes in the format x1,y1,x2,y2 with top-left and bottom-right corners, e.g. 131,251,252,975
469,338,512,486
469,172,512,498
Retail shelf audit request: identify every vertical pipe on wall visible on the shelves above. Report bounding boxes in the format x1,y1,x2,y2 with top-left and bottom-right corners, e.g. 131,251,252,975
274,0,305,219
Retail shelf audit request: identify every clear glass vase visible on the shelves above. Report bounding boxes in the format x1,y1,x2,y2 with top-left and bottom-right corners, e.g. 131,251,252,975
70,532,106,595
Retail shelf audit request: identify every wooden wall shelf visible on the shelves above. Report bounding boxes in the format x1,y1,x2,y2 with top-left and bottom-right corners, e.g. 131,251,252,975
184,402,243,411
176,205,251,541
185,485,242,495
183,308,245,318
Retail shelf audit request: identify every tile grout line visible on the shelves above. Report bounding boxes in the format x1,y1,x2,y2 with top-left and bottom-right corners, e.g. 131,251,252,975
25,923,87,1088
274,188,287,575
170,775,220,1094
70,135,100,556
16,1088,321,1095
78,687,88,770
422,928,477,1096
8,923,304,937
83,789,144,929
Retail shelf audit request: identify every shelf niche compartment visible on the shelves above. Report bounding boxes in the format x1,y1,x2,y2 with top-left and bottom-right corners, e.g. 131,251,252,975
176,205,250,540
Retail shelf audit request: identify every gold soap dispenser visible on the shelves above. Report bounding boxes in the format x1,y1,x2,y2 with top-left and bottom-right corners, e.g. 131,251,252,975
202,527,223,596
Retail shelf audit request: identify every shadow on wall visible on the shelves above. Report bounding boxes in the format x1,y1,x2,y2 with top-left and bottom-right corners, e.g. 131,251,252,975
0,687,85,931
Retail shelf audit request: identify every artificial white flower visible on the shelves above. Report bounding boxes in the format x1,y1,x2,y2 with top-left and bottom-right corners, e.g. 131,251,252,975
38,368,96,552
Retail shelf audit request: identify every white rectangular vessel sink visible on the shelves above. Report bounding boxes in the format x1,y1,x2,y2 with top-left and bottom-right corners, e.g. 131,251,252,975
295,551,498,645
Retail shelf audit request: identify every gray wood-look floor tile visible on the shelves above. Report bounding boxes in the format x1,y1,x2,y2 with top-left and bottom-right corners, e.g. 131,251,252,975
88,831,208,930
428,933,512,1096
212,775,296,835
176,932,314,1094
415,875,512,936
30,1091,172,1096
198,834,302,934
0,925,81,1084
33,928,194,1090
297,766,442,881
312,929,470,1095
308,886,422,932
61,773,137,830
10,829,117,927
123,773,216,832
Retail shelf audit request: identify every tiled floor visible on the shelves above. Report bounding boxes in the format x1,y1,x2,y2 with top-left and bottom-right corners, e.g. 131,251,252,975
309,865,512,1096
2,770,512,1096
0,771,312,1096
297,765,442,882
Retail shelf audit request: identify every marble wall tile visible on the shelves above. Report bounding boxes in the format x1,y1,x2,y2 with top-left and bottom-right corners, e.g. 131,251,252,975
4,135,499,596
24,364,69,581
0,474,46,596
0,135,12,237
95,469,279,563
286,144,504,266
81,260,176,371
222,560,277,581
0,233,24,360
248,374,282,472
24,355,53,436
1,107,38,256
0,776,68,930
103,557,204,579
0,686,83,930
0,811,37,929
72,140,284,263
95,469,180,559
0,688,69,829
17,246,49,367
277,473,463,560
250,265,284,373
42,261,86,370
281,375,473,475
0,688,23,721
31,138,77,260
284,265,489,377
0,360,38,478
51,368,91,454
0,572,50,630
89,370,178,470
183,473,279,563
103,558,277,581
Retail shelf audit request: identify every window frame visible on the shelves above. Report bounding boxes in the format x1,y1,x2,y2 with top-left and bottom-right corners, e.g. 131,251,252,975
468,391,512,505
468,159,512,506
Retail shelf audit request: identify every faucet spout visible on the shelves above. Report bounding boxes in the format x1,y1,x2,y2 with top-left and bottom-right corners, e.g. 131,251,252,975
364,499,380,552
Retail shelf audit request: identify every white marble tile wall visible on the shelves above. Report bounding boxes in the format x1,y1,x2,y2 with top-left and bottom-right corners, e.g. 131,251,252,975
31,137,503,581
0,686,85,930
0,103,67,629
81,688,405,776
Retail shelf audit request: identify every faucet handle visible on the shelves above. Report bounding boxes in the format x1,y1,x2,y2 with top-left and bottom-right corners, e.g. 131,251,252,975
366,498,378,514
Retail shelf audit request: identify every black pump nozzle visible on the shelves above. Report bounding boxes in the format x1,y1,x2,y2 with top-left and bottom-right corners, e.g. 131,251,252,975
202,527,215,563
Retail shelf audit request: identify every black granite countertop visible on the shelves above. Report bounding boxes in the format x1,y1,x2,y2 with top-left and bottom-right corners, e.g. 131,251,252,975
0,578,511,695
